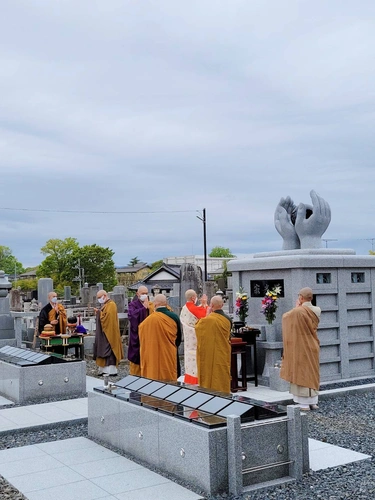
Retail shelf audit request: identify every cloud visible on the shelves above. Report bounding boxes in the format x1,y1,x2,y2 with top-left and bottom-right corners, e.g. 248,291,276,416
0,0,374,266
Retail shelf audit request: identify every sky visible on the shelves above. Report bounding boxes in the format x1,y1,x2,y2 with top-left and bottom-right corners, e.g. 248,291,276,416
1,0,375,268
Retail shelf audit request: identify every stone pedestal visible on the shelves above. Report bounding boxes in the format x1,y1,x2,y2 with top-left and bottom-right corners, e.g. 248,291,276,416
269,366,290,392
228,249,375,385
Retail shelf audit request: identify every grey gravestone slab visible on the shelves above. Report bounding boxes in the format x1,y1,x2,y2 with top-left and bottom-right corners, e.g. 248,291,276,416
179,264,203,307
37,278,53,307
64,286,71,301
81,286,90,306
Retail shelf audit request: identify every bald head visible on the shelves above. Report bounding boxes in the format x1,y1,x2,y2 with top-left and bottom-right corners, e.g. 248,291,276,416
97,290,108,303
210,295,223,311
299,287,313,302
137,285,148,296
154,294,167,309
48,291,57,301
185,289,197,302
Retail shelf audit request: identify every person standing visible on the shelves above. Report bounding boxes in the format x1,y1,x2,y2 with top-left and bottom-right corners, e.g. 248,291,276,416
127,285,154,375
179,289,208,384
93,290,124,376
38,291,67,335
139,294,181,381
280,287,321,410
196,296,232,393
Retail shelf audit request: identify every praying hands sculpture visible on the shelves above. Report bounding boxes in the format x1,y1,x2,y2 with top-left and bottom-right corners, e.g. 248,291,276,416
274,190,331,250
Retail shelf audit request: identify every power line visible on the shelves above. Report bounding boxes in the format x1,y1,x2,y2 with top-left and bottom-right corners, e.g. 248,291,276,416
0,207,198,215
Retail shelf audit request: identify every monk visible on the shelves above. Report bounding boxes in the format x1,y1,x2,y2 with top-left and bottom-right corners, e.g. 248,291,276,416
280,287,321,410
38,291,67,335
139,294,181,381
93,290,124,376
179,289,208,384
196,295,232,393
127,285,154,375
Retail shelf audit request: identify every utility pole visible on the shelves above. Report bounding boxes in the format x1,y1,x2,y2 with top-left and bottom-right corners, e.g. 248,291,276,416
362,238,375,252
196,208,207,281
322,239,338,248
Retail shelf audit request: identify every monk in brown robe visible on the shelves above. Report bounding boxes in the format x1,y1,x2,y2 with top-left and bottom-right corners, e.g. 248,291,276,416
139,294,181,381
280,287,321,410
38,291,67,335
93,290,124,376
196,296,232,394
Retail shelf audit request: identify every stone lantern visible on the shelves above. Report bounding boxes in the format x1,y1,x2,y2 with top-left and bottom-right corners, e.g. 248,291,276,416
0,270,12,297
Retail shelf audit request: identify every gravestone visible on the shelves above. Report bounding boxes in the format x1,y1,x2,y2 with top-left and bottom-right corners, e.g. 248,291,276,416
38,278,53,307
89,285,99,305
0,271,15,346
228,190,375,386
109,293,125,313
64,286,71,302
203,281,216,302
179,263,203,307
81,285,90,306
9,289,22,311
97,282,103,291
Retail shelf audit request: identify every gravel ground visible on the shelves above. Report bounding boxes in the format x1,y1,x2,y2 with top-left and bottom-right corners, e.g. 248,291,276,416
1,360,375,499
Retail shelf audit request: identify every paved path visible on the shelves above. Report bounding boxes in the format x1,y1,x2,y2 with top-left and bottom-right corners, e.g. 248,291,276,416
0,376,371,499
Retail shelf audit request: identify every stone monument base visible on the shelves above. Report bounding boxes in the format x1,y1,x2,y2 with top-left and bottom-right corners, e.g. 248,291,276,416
0,359,86,403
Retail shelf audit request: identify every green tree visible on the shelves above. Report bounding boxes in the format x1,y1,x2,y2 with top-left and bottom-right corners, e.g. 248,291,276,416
77,244,117,289
209,246,235,258
150,259,163,272
128,256,140,266
37,238,80,286
15,278,38,291
0,246,25,275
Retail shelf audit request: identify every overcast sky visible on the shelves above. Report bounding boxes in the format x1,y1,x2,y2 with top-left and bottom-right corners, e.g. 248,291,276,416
1,0,375,268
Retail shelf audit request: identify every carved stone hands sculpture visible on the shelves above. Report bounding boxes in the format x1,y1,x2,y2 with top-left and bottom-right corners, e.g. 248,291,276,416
274,190,331,250
274,196,300,250
295,190,331,249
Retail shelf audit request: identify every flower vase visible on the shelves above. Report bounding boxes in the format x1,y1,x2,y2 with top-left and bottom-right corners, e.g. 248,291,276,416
264,324,281,342
238,315,247,325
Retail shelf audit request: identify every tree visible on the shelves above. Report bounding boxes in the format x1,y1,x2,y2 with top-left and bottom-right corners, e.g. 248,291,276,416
150,259,163,272
37,238,118,292
37,238,80,287
128,256,140,266
15,278,38,291
209,246,235,258
0,246,25,275
77,244,117,289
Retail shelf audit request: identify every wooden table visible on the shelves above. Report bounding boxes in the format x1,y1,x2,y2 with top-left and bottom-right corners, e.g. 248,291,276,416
232,328,260,387
231,340,248,392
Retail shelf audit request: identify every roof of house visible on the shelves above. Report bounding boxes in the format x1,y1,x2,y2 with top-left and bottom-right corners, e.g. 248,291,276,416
19,270,38,278
116,263,150,273
128,264,181,291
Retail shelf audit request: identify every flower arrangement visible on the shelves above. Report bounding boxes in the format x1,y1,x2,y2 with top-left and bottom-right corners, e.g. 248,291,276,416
261,285,282,325
235,287,249,323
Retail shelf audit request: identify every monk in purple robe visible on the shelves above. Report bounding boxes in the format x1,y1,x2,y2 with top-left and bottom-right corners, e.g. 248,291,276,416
127,285,154,375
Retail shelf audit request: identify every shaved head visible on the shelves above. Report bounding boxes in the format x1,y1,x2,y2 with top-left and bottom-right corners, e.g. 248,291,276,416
299,287,313,301
185,289,197,301
137,286,148,296
210,296,223,311
154,294,167,308
97,290,107,299
48,291,57,301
